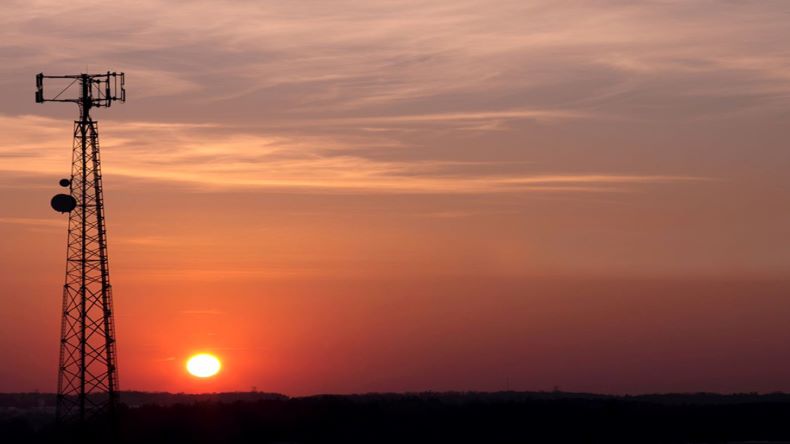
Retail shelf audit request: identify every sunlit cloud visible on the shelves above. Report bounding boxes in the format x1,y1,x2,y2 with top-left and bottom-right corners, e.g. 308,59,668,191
0,115,703,194
317,110,584,127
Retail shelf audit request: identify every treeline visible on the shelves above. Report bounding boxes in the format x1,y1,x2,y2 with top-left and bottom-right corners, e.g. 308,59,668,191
3,391,790,443
0,391,286,409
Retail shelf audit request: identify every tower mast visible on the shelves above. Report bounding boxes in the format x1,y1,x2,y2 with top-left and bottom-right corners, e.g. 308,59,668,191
36,72,126,422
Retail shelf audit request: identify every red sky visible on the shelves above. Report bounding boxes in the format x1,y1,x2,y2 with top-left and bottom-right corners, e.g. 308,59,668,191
1,0,790,395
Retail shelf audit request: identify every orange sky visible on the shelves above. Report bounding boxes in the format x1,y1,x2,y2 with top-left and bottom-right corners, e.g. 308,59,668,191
1,0,790,395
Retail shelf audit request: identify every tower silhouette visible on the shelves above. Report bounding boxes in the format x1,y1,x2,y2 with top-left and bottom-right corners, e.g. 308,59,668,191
36,72,125,422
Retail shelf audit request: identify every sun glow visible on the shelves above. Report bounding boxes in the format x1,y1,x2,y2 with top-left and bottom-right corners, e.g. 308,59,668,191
186,353,221,378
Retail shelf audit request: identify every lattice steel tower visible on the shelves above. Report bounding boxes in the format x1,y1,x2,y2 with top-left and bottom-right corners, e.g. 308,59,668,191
36,72,126,422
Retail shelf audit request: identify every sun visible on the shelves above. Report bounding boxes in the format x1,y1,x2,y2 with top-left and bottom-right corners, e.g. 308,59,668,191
186,353,221,378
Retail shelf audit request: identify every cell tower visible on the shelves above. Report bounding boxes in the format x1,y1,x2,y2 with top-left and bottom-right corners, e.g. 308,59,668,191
36,72,125,422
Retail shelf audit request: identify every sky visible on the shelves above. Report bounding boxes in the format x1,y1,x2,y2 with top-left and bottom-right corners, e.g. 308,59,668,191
1,0,790,395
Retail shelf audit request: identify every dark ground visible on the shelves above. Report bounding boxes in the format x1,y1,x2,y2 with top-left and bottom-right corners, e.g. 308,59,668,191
2,391,790,443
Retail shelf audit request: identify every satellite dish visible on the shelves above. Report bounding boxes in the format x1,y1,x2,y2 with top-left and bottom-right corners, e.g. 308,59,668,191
51,194,77,213
59,178,71,187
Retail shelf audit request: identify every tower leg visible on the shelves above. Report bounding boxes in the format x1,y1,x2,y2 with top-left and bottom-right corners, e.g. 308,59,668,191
56,119,119,423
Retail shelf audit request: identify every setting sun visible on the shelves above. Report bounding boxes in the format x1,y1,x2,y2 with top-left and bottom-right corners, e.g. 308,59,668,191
186,353,221,378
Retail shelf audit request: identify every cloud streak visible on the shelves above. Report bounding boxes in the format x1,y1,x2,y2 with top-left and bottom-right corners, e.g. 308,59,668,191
0,114,703,194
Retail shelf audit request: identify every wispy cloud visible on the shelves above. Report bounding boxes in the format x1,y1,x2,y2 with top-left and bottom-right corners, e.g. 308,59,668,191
0,2,775,204
316,110,584,127
2,0,788,120
0,115,703,194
